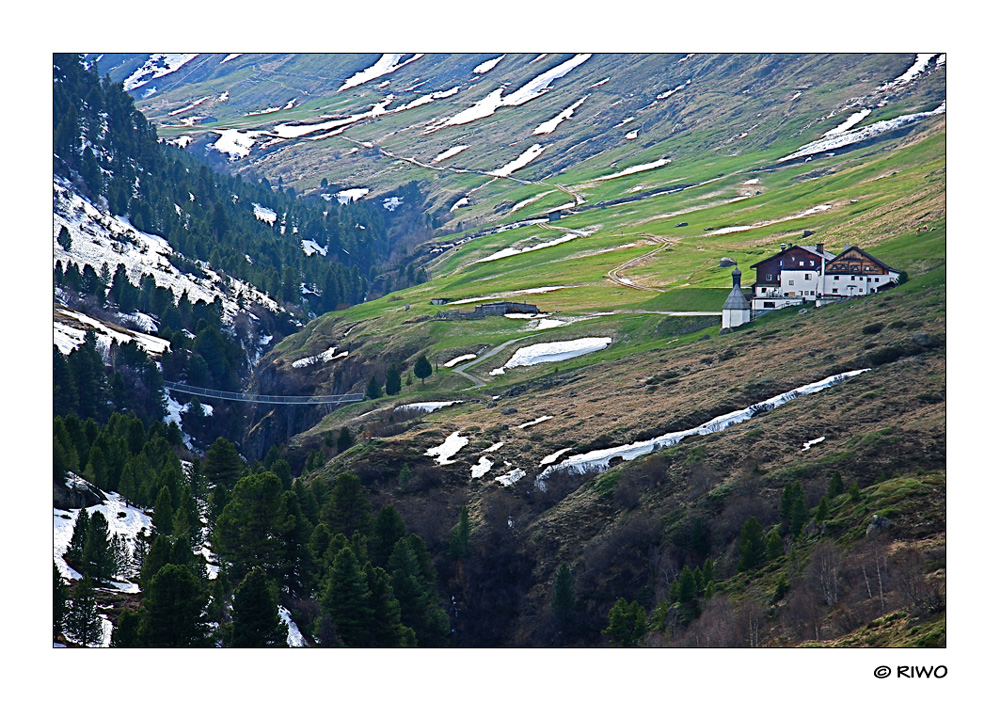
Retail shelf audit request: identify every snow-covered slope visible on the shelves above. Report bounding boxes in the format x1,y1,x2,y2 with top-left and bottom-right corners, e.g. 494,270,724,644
53,177,280,324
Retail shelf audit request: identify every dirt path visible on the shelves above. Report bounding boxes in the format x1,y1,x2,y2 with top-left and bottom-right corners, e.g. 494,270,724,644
607,236,671,292
450,334,542,390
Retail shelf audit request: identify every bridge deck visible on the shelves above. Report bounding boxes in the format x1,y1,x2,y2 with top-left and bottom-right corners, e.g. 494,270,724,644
164,381,364,406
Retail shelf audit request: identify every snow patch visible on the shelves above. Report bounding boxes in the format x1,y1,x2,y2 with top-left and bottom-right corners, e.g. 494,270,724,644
471,456,493,478
516,415,554,429
490,338,611,375
301,239,328,256
279,606,307,647
443,353,477,367
253,203,278,225
476,233,578,263
425,431,469,465
473,55,505,74
537,370,870,485
432,144,471,163
533,96,589,135
210,129,264,160
802,436,826,451
124,54,198,91
488,144,546,177
495,468,526,487
396,401,464,414
336,188,369,204
338,54,423,92
448,286,576,305
592,157,671,182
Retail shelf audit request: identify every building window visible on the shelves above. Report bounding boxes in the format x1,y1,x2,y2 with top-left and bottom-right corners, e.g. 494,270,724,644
800,261,805,266
766,274,773,281
764,301,775,308
804,273,812,280
832,288,838,293
788,279,794,285
834,275,840,280
850,276,855,281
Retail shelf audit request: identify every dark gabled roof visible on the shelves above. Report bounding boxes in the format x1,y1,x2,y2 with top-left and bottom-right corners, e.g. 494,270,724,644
829,246,901,273
749,244,834,268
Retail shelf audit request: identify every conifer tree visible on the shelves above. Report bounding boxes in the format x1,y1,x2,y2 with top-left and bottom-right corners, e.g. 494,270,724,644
65,576,103,646
827,470,845,498
369,504,406,568
766,527,784,562
66,509,90,568
448,505,471,560
204,437,245,488
336,427,353,453
320,546,373,646
153,485,175,536
603,598,647,647
815,495,830,525
54,564,68,639
215,471,285,579
229,567,287,647
738,517,767,572
414,355,432,385
364,562,413,647
366,375,383,400
111,609,141,647
321,473,372,537
385,364,402,396
137,564,211,647
552,563,576,629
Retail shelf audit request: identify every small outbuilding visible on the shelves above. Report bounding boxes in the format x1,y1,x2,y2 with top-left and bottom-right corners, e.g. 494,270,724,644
721,267,752,330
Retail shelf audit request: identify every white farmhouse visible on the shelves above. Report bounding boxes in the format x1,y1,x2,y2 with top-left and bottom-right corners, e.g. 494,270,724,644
748,243,901,315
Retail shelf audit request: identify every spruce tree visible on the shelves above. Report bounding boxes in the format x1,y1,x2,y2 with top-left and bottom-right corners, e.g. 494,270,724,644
54,564,68,640
320,546,373,646
385,364,402,396
366,375,383,400
336,427,353,453
65,576,103,646
827,470,845,498
552,563,576,629
65,509,90,569
229,567,287,647
369,504,406,568
603,598,647,647
321,473,372,537
738,517,767,572
414,355,432,385
137,564,210,647
83,510,116,583
111,608,141,647
448,505,471,560
815,495,830,525
364,563,413,647
766,527,783,561
215,471,285,579
204,437,245,488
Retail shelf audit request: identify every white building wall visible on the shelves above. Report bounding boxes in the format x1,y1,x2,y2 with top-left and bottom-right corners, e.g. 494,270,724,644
722,307,751,329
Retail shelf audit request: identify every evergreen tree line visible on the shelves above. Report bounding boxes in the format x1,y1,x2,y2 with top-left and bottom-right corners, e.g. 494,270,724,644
54,53,415,318
54,333,166,428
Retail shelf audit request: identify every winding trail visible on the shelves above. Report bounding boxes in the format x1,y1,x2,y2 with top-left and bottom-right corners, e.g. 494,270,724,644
450,334,543,390
607,236,671,292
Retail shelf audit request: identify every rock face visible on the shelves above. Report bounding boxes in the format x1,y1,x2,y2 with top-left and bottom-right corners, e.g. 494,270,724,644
718,257,737,268
866,514,892,537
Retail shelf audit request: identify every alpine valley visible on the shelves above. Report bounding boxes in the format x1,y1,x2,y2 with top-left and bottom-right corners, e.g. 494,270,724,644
53,52,945,649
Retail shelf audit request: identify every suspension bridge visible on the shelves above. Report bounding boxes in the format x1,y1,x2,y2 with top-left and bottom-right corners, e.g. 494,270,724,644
164,381,364,406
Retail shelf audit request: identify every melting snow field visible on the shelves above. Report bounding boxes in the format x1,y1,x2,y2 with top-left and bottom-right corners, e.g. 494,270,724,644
495,468,526,487
591,157,671,182
338,53,423,92
210,129,264,160
426,431,470,465
302,239,328,256
780,102,945,162
473,55,505,74
292,346,345,368
533,96,589,135
54,476,153,594
702,204,833,237
253,203,278,224
471,456,494,478
488,144,547,178
279,606,307,647
428,54,591,132
540,447,573,466
537,369,870,486
443,354,477,367
490,337,612,375
432,144,471,163
124,54,198,91
476,233,578,263
55,306,170,356
336,188,369,204
802,436,826,451
516,415,554,429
